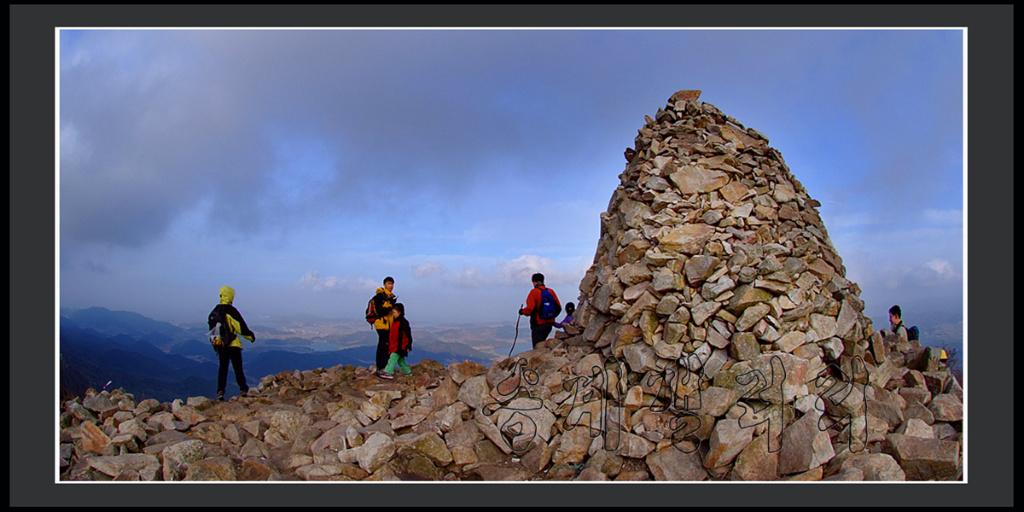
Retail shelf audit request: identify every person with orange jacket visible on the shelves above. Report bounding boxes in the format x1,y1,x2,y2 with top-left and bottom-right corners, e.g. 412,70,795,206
518,272,561,349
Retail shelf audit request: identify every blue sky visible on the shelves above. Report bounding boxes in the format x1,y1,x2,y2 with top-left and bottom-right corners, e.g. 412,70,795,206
57,28,964,334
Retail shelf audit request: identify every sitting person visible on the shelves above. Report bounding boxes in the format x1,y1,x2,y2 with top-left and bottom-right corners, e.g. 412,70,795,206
554,302,576,330
881,304,910,351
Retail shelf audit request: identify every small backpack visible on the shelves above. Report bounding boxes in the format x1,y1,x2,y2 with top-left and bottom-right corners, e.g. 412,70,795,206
538,287,561,320
365,296,378,324
208,320,227,351
207,307,234,351
907,325,920,341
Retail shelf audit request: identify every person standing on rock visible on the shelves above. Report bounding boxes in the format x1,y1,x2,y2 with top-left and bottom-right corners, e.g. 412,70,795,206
208,285,256,401
379,303,413,380
519,273,561,349
371,276,397,378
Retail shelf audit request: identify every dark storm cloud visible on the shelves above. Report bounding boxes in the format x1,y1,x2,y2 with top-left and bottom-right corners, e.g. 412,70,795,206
60,29,630,250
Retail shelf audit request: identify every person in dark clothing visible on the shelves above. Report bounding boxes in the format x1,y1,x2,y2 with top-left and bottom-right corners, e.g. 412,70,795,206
882,304,911,351
518,273,561,349
208,285,256,401
554,302,576,330
379,303,413,379
371,276,397,378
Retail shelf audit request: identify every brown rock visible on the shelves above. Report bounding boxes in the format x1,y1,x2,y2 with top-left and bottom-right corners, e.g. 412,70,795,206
881,434,960,480
778,411,834,475
448,361,487,384
840,453,906,481
928,394,963,422
684,255,721,286
88,453,161,481
659,224,716,256
645,446,708,481
551,427,592,465
730,434,779,481
78,421,113,456
238,458,280,481
184,456,238,481
669,89,702,103
704,419,754,469
729,332,760,361
520,441,553,473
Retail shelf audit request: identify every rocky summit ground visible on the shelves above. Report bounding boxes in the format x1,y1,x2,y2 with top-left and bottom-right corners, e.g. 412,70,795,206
58,328,962,482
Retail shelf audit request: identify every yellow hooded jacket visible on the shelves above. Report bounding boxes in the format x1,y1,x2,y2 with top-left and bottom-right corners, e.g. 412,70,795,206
209,285,256,349
372,287,396,331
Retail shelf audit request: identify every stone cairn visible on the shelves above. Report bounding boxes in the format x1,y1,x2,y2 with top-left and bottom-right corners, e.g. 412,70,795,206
59,91,963,482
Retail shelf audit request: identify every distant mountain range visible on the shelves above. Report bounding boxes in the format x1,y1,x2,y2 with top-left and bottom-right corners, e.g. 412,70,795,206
58,307,508,403
61,306,959,404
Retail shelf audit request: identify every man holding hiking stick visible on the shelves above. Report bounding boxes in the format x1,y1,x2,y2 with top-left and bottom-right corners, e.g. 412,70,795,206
518,273,561,349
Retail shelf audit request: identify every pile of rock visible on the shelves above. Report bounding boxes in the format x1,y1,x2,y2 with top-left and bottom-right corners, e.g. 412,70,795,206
571,89,963,480
58,91,963,481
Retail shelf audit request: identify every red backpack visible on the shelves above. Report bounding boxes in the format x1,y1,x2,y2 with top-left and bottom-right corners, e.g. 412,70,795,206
365,296,378,324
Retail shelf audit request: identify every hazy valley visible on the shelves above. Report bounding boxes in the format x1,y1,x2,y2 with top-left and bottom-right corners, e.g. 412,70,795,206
59,306,530,403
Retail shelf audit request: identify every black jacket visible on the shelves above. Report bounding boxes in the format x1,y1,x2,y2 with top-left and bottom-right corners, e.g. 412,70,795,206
208,303,255,345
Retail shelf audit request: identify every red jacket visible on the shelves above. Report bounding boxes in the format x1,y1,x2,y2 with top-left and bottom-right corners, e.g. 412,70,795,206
388,316,413,357
521,284,560,327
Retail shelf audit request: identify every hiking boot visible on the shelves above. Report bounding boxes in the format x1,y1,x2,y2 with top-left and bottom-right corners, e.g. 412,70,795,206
240,388,250,398
379,372,394,380
401,369,413,376
216,390,225,401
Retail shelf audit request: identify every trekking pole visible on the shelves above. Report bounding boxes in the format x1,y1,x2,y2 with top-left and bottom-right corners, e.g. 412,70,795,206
509,304,523,358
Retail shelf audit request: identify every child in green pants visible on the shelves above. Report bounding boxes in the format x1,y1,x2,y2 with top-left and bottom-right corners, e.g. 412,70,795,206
380,303,413,379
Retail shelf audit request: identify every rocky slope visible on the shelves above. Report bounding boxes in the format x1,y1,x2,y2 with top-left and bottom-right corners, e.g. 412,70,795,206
59,91,963,481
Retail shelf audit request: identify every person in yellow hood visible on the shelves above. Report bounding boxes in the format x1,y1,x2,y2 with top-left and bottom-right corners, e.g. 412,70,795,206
208,285,256,401
371,277,396,378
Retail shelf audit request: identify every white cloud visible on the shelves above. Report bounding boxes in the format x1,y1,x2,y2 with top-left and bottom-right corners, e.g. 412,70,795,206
299,270,321,287
439,254,588,290
924,258,960,282
299,270,376,292
453,266,487,289
412,261,448,279
495,255,555,286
